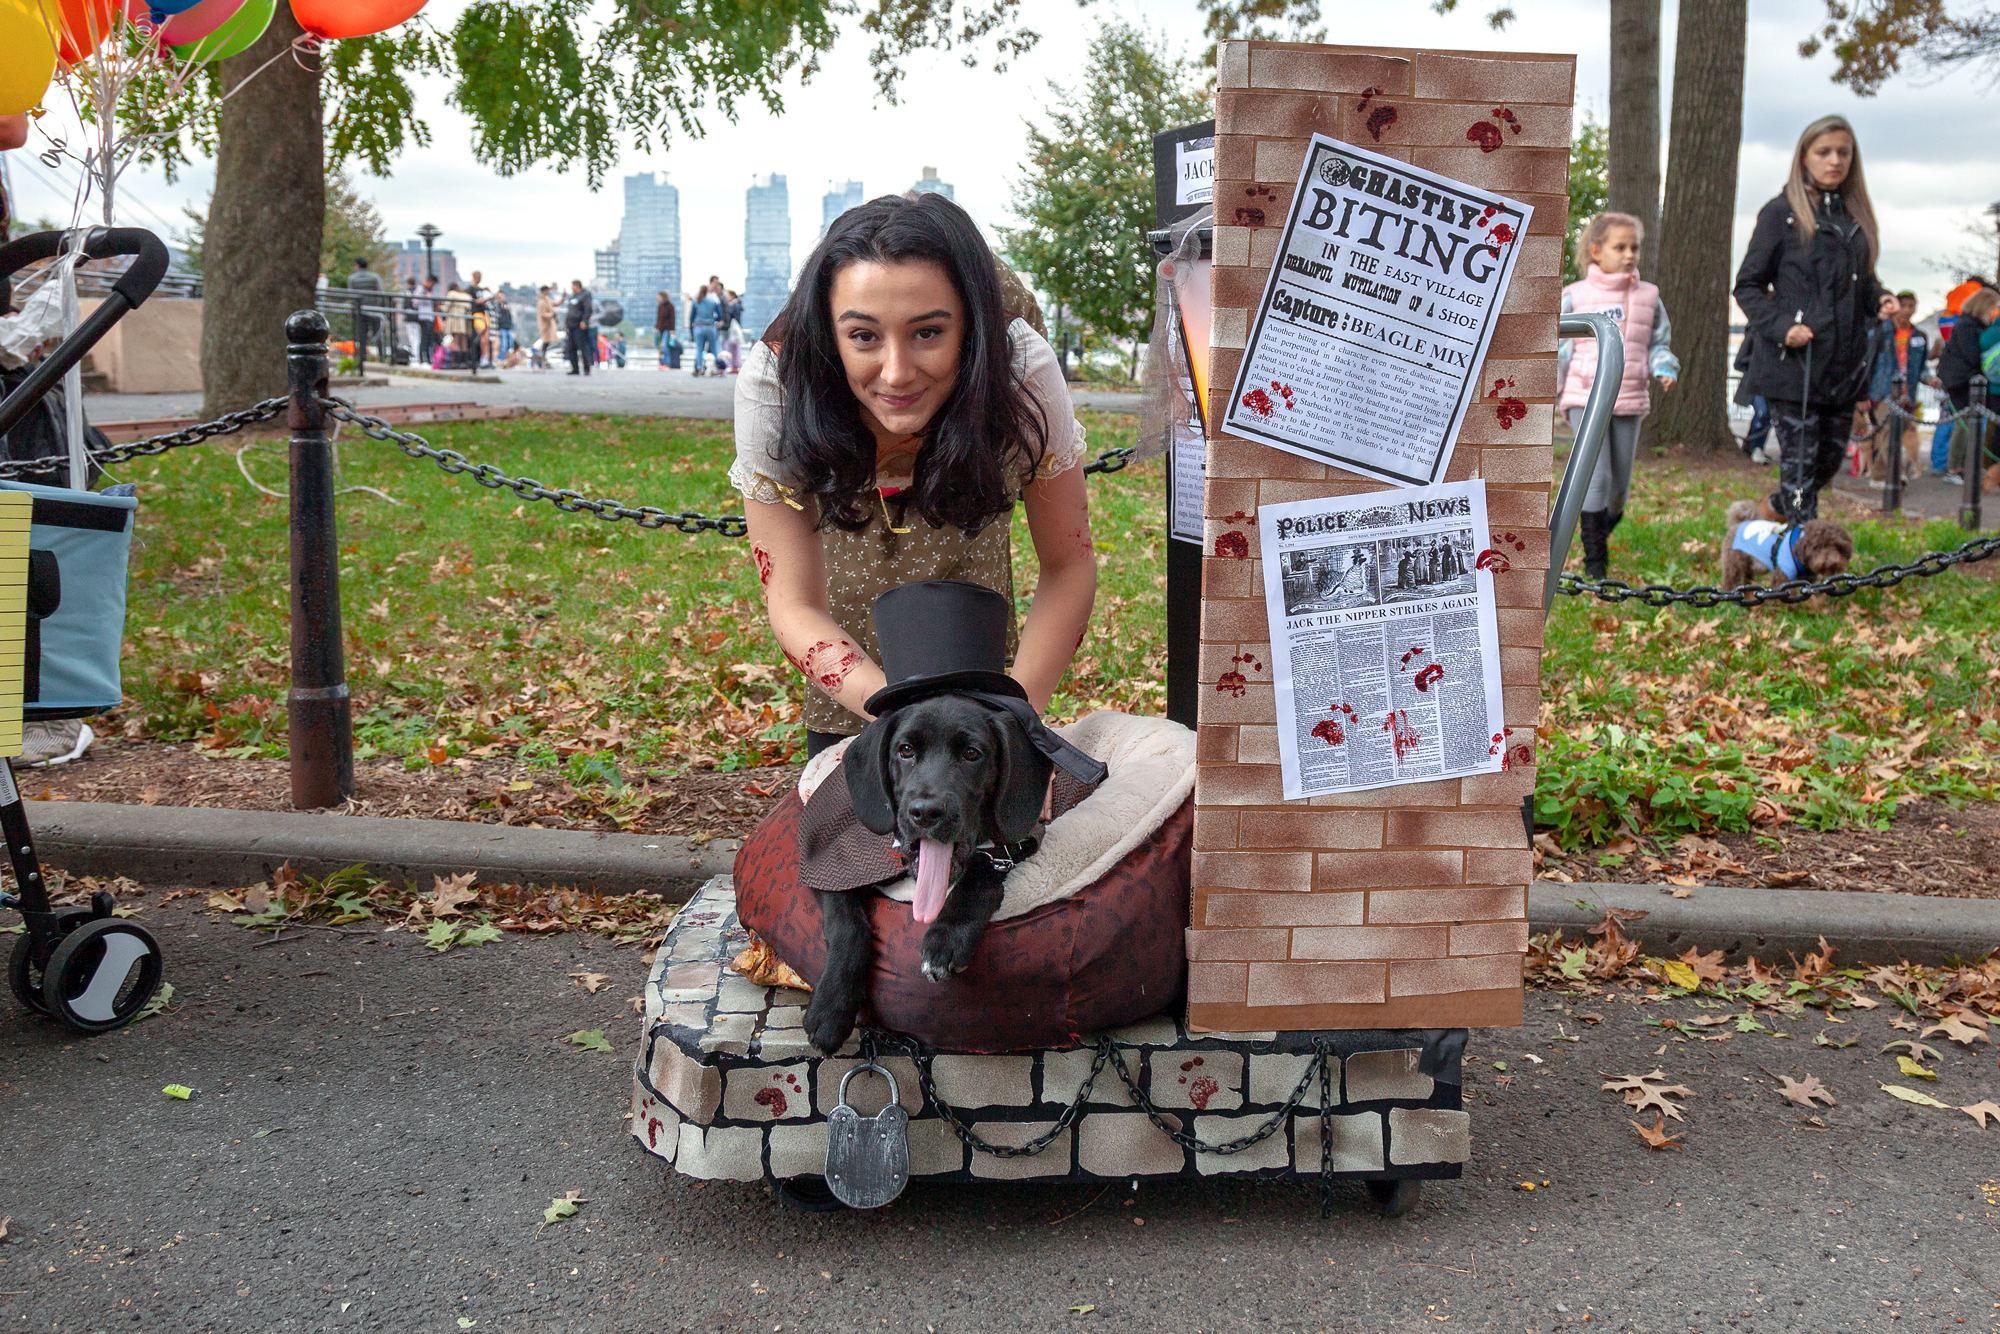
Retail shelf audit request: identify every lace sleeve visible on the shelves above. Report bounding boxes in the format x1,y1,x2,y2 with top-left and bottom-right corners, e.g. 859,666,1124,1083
729,341,804,506
1009,320,1084,481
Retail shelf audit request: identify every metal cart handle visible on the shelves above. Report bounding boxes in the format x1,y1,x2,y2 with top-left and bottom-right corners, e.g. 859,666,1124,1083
1544,312,1623,610
0,227,172,441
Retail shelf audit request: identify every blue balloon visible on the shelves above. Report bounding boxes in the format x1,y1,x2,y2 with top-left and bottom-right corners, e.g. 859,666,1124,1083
143,0,203,17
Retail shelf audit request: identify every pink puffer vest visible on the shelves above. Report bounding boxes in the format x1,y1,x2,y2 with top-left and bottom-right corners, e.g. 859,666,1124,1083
1559,265,1660,416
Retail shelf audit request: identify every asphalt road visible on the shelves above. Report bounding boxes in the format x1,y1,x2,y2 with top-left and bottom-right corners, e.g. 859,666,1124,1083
2,890,1996,1333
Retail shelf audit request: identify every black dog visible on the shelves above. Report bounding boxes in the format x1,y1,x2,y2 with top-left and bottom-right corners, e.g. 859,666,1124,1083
801,694,1051,1054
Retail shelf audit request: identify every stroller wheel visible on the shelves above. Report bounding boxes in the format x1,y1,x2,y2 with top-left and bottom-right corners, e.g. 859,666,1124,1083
8,906,93,1016
42,918,163,1033
1364,1177,1423,1218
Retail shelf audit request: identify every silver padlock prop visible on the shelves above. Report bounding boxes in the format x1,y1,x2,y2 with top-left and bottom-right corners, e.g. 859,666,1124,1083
823,1062,910,1209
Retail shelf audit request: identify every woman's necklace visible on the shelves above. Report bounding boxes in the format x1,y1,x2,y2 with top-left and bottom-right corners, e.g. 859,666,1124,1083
875,432,924,535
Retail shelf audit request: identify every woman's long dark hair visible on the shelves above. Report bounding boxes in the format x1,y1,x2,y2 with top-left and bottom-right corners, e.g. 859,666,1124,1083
774,193,1047,532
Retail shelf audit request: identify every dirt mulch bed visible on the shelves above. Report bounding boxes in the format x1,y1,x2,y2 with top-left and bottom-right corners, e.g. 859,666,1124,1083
22,738,797,840
1536,798,2000,899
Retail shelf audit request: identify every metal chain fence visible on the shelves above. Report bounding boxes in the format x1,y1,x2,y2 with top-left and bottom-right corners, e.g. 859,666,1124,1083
0,395,290,481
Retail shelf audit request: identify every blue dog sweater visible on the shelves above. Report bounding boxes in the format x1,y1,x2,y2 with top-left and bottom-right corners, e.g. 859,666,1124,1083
1730,519,1805,580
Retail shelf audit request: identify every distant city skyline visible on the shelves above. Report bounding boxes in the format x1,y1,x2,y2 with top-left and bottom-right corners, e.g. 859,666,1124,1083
618,172,683,324
743,174,791,338
909,166,954,201
593,238,620,296
822,180,865,237
390,238,461,291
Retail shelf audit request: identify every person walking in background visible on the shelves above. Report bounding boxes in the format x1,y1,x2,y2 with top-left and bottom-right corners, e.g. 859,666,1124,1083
345,256,383,358
1733,337,1774,464
655,289,677,370
535,284,558,369
466,270,494,368
416,276,441,368
689,281,722,376
722,287,745,374
1732,114,1899,524
565,279,595,376
492,285,515,363
1556,212,1678,580
1861,289,1929,478
1934,286,2000,482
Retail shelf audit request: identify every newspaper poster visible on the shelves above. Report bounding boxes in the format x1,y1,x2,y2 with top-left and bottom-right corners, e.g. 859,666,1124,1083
1223,135,1534,488
1259,479,1505,799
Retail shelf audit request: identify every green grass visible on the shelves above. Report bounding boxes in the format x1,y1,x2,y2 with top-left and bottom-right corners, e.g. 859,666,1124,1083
116,411,1164,777
1536,445,2000,848
115,419,2000,847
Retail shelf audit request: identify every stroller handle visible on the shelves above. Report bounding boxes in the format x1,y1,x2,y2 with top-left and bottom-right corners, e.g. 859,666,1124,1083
0,228,172,444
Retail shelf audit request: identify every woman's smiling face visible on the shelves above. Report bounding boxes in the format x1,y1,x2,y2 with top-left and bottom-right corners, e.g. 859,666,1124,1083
829,258,964,441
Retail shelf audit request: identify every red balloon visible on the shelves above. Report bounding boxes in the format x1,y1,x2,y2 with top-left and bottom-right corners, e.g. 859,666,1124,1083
288,0,422,39
52,0,121,63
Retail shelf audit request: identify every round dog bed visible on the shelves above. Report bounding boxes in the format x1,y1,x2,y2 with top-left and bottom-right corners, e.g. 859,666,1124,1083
733,712,1193,1053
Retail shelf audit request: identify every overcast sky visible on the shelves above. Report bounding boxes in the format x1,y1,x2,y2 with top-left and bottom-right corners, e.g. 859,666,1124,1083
7,0,1997,312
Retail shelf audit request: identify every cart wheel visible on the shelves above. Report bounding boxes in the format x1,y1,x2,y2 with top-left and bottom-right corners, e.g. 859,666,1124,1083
42,918,162,1033
1365,1178,1423,1218
8,906,94,1016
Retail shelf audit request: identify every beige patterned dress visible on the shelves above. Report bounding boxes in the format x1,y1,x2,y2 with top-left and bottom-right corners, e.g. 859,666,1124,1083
730,319,1083,736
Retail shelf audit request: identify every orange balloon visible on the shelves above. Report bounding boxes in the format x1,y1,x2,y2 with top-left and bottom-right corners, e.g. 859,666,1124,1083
48,0,118,64
288,0,421,39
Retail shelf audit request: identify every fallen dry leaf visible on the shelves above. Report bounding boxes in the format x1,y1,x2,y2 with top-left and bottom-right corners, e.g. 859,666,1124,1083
1629,1114,1684,1150
1922,1012,1991,1047
1960,1101,2000,1129
1879,1083,1953,1110
1677,948,1729,986
429,872,480,919
570,971,610,994
1888,1015,1922,1033
1603,1070,1696,1122
206,891,245,912
730,936,811,992
1775,1075,1837,1108
1881,1040,1942,1062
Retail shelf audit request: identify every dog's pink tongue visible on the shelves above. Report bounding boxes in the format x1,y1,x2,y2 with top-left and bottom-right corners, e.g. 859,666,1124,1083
912,839,952,924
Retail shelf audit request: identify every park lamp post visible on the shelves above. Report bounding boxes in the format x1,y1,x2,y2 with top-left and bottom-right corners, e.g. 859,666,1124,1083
416,222,442,282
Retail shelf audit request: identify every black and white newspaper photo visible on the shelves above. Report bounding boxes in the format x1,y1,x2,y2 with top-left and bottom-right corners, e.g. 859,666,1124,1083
1258,480,1506,799
1222,134,1534,488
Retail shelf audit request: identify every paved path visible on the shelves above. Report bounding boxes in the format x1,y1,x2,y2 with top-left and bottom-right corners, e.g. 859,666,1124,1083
3,890,1992,1332
84,363,1145,427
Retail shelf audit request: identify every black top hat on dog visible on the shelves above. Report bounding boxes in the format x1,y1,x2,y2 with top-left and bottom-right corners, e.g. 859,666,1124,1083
862,580,1026,717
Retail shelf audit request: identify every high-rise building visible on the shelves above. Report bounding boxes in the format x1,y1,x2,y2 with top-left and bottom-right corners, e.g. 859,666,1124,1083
910,166,954,201
391,238,460,291
743,174,791,338
593,239,620,297
821,180,865,237
618,172,683,329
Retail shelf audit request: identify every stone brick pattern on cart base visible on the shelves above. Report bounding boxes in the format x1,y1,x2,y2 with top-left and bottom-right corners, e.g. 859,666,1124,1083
1191,41,1575,1031
629,880,1469,1185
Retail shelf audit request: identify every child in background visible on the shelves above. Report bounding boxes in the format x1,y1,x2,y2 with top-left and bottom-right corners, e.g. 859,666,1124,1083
1557,213,1680,579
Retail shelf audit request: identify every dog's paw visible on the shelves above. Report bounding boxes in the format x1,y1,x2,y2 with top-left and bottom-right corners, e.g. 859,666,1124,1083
802,996,856,1054
919,925,979,984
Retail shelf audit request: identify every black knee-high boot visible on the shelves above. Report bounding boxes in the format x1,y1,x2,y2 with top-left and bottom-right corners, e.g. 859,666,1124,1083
1579,510,1610,580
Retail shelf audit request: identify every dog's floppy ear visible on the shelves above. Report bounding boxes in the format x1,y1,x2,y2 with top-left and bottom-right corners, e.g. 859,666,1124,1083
988,709,1054,846
842,714,900,834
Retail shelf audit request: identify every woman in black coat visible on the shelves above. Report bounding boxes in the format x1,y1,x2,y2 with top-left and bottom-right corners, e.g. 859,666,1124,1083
1732,114,1899,522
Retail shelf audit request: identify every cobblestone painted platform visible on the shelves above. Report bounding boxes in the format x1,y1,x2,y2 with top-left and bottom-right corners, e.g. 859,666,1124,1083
629,878,1471,1186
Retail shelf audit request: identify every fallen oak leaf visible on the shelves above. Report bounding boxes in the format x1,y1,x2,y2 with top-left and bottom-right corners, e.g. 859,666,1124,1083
1922,1012,1991,1047
565,1028,613,1054
1774,1075,1836,1108
1628,1114,1684,1150
429,871,480,919
1602,1070,1695,1122
1677,946,1729,985
569,970,611,994
1961,1100,2000,1129
1880,1040,1941,1062
542,1190,587,1226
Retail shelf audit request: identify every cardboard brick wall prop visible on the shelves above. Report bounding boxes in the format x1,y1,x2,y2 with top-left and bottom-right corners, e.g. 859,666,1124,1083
1190,41,1572,1033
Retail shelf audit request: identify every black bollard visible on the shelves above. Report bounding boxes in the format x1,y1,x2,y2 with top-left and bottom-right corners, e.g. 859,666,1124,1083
1965,375,1988,532
286,310,354,808
1884,372,1903,514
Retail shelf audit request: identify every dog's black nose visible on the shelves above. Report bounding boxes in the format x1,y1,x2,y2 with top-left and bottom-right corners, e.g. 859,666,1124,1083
904,798,946,829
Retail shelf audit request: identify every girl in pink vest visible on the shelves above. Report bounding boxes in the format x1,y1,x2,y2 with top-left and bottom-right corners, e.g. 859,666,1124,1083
1557,213,1680,579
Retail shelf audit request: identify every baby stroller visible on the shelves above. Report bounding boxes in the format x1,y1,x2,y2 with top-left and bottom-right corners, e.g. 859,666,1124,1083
0,227,168,1033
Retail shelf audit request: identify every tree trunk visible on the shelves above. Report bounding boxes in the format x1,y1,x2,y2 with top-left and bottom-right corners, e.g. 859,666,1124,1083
1652,0,1745,452
201,6,324,417
1607,0,1661,277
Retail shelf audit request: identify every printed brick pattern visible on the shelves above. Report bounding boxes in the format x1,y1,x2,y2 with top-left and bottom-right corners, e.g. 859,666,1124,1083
635,881,1482,1183
1191,41,1569,1030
